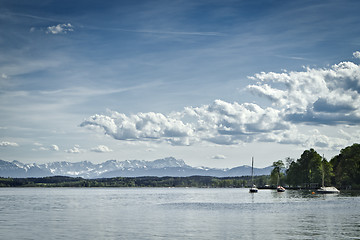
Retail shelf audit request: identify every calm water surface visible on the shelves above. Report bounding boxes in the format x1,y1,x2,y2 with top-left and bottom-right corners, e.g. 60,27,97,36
0,188,359,239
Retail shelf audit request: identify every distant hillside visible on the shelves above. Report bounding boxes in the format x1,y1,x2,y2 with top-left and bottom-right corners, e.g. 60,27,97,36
0,158,272,178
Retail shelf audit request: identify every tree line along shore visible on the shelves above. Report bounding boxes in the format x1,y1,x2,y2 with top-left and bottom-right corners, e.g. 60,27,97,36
0,143,359,189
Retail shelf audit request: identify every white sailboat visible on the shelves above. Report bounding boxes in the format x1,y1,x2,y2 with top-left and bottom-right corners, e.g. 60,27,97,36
249,157,258,193
316,186,340,194
316,155,340,194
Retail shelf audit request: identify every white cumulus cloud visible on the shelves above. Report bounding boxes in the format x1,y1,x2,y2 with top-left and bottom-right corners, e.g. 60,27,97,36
353,51,360,59
81,54,360,151
46,23,74,34
81,100,289,146
247,61,360,125
65,145,85,154
90,145,113,153
81,111,195,146
33,143,59,151
51,144,59,151
0,141,19,147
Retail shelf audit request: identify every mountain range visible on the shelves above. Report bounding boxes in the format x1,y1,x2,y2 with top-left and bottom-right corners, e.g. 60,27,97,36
0,157,272,178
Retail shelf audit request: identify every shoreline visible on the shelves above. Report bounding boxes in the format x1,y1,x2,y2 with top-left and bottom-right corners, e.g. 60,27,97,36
1,175,357,190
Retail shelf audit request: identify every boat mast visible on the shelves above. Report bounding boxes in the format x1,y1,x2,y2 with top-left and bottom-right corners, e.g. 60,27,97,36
251,157,254,185
322,154,325,188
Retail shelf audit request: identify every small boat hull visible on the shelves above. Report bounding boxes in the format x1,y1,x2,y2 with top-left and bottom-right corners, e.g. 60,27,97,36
249,188,258,193
249,185,258,193
316,186,340,194
276,186,285,192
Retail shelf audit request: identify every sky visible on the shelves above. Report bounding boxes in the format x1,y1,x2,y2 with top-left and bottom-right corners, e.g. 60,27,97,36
1,0,360,168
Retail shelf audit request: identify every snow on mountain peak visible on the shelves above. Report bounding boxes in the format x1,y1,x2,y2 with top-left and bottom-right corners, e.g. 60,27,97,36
0,158,272,178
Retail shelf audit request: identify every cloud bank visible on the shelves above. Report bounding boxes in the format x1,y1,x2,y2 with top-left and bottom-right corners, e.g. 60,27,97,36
81,54,360,150
81,112,195,146
247,61,360,125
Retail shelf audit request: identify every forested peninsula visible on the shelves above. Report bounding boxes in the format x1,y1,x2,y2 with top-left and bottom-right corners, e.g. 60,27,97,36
1,143,359,189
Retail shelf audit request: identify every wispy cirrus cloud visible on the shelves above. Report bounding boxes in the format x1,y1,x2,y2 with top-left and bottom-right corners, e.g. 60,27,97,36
83,24,225,37
6,12,64,23
212,154,226,160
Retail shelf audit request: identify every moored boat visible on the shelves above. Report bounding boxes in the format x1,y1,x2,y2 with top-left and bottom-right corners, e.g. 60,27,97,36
316,155,340,194
276,170,285,192
249,184,258,193
316,186,340,194
276,186,285,192
249,157,258,193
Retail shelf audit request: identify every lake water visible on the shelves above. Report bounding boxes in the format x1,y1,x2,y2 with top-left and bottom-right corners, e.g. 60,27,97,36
0,188,359,240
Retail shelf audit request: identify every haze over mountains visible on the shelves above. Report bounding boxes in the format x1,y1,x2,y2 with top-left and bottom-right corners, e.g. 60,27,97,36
0,157,272,179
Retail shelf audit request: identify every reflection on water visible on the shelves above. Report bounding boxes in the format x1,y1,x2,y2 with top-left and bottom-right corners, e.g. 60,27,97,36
0,188,359,239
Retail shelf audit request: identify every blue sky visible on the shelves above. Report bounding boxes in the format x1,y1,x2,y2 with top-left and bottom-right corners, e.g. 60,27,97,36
1,0,360,168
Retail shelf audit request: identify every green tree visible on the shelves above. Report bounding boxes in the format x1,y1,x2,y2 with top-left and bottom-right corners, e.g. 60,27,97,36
285,157,295,170
285,149,323,187
321,157,333,186
331,143,360,189
300,149,322,186
286,160,301,187
271,160,285,186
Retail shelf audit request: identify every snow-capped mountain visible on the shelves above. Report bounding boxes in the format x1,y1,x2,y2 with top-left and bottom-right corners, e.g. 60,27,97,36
0,157,272,178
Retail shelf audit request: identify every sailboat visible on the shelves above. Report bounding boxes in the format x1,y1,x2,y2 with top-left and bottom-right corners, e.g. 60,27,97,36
316,155,340,194
317,186,340,194
276,185,286,192
249,157,258,193
276,170,285,192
